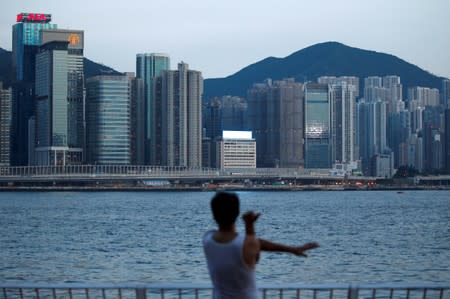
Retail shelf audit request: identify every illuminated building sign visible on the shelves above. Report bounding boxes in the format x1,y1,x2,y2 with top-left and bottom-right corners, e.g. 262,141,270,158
17,13,51,23
223,131,253,140
68,34,80,46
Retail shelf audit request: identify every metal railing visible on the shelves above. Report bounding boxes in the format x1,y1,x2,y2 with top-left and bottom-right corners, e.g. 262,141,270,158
0,165,333,178
1,282,450,299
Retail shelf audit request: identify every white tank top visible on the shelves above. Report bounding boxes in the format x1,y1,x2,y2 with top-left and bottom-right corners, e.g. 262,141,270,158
203,230,259,299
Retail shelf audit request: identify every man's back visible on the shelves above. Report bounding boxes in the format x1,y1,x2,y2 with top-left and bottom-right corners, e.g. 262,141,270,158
203,230,259,299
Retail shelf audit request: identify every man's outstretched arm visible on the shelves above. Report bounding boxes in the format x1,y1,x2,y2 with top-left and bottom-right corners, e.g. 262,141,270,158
259,239,319,257
242,211,261,269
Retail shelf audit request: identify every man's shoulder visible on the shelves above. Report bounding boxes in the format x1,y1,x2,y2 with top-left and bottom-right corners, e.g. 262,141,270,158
203,229,217,243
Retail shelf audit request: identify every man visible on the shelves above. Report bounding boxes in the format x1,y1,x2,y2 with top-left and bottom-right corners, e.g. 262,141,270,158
203,192,319,299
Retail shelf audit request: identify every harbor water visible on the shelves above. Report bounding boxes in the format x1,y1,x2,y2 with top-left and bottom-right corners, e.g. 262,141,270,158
0,190,449,284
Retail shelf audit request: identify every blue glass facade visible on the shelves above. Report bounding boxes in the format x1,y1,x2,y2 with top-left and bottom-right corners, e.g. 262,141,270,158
304,84,332,168
11,18,56,165
86,76,131,165
136,53,170,164
13,22,57,81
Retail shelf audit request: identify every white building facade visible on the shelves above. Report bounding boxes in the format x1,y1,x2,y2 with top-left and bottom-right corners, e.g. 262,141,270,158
217,131,256,169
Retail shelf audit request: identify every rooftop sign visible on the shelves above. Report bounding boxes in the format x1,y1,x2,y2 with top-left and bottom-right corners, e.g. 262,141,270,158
223,131,253,140
17,13,51,23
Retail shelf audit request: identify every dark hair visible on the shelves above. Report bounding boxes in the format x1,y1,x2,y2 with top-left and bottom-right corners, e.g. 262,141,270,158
211,192,240,227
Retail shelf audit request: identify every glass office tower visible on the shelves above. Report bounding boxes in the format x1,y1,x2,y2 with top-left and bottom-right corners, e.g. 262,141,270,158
304,83,332,168
136,53,170,164
11,13,57,165
34,29,84,165
86,76,131,165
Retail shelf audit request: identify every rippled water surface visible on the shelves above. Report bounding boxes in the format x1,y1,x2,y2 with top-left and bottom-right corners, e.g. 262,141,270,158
1,190,449,284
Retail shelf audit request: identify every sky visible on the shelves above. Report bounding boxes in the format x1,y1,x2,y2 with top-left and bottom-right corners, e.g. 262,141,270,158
1,0,449,79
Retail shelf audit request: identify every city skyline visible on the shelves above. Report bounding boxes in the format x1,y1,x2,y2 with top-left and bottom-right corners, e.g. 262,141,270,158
1,0,450,79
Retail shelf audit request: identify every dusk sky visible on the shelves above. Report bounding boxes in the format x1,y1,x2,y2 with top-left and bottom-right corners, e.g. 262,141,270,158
1,0,449,79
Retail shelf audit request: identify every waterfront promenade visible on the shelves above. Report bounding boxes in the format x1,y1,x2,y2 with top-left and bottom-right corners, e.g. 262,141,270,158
0,165,449,191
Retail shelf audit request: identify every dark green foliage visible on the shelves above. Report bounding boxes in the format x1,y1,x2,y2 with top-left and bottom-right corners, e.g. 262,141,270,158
204,41,446,100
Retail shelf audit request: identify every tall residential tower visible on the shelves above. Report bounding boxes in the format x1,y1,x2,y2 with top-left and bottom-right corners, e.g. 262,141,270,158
154,62,203,167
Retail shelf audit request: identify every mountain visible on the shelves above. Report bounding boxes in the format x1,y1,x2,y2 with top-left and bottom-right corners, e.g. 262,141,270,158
204,41,446,99
83,57,121,78
0,47,120,88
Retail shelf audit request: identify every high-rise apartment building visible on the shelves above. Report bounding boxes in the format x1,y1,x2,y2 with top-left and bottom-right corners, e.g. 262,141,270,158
203,96,248,168
318,76,360,98
422,106,444,171
0,83,12,166
357,99,389,175
330,82,357,164
407,86,440,107
304,83,331,168
203,96,248,140
204,98,223,140
154,62,203,167
442,79,450,108
388,108,410,168
248,79,304,168
34,29,84,165
136,53,170,164
86,75,131,165
382,75,403,114
11,13,57,165
445,109,450,171
364,76,383,102
220,96,248,131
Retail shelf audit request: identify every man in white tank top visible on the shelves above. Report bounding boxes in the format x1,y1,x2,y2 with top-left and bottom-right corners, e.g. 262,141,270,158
203,192,319,299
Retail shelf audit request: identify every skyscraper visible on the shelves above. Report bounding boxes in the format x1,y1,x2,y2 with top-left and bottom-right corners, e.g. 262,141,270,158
304,83,331,169
388,108,410,168
330,82,357,164
11,13,57,165
220,96,248,131
407,86,440,107
442,79,450,108
33,29,84,165
247,79,304,168
203,98,223,141
127,73,145,165
318,76,360,98
155,62,203,167
136,53,170,164
357,99,389,175
86,75,131,165
0,83,12,166
12,13,56,81
382,75,403,114
445,109,450,172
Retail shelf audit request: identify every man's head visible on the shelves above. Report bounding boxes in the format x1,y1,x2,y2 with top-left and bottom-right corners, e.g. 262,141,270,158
211,192,240,228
